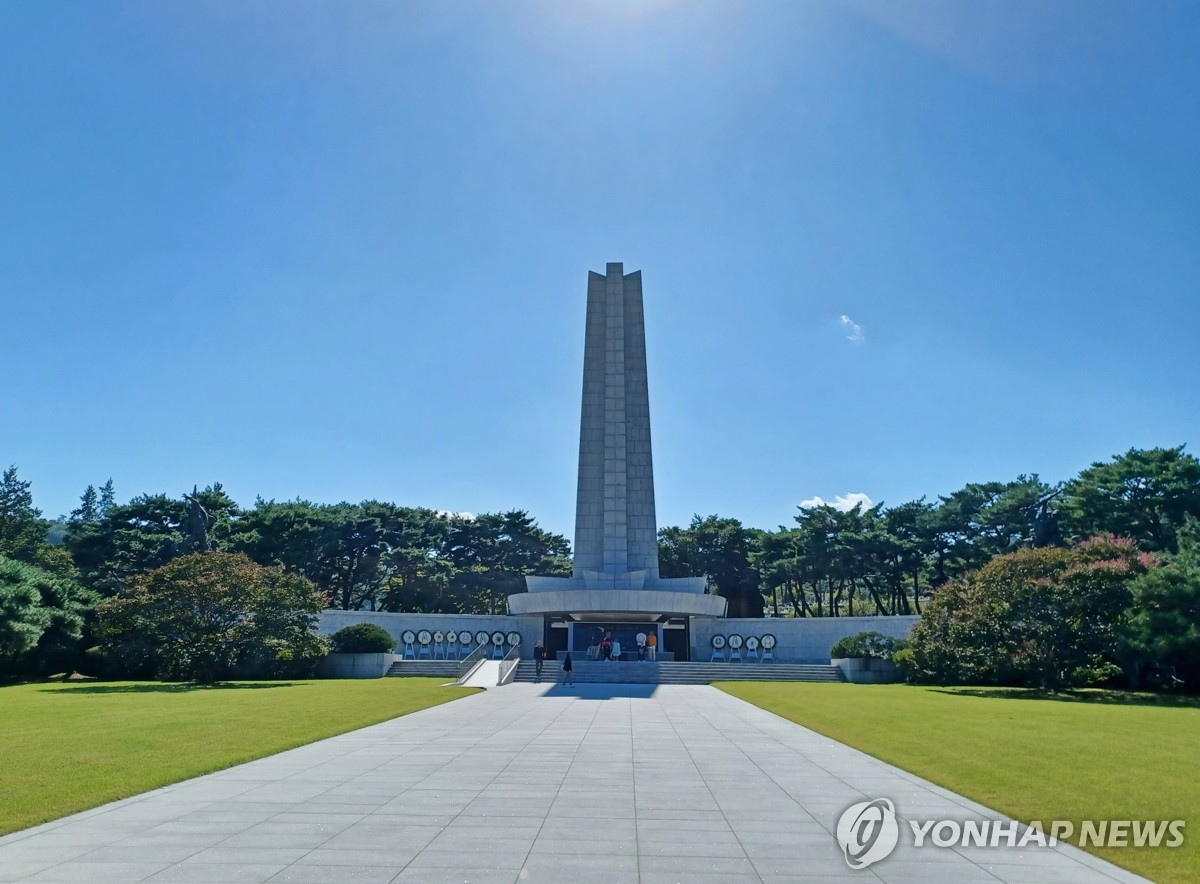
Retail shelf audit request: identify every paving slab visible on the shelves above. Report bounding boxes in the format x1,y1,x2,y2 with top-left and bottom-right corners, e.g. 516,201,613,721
0,684,1149,883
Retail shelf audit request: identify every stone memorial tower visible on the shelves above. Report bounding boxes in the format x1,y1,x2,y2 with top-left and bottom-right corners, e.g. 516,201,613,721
510,264,724,623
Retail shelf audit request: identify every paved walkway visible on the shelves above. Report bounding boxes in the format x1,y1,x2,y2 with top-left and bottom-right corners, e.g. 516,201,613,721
0,684,1146,884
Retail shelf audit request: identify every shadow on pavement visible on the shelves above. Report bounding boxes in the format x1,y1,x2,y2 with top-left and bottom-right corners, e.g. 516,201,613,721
535,683,659,700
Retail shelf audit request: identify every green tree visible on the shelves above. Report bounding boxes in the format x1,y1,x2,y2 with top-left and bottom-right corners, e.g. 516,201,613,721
883,499,937,613
313,502,396,611
67,493,184,595
95,551,328,683
753,527,803,617
228,501,551,614
925,476,1058,585
227,499,330,578
0,555,51,658
67,484,238,596
1122,520,1200,687
0,465,47,563
659,515,763,617
23,562,98,675
70,485,100,525
909,536,1152,689
97,479,116,519
375,509,456,613
231,500,421,611
0,554,97,674
783,504,864,617
443,511,571,614
1062,446,1200,552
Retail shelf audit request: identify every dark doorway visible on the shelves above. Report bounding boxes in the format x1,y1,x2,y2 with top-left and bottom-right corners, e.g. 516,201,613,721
545,617,569,658
663,618,689,661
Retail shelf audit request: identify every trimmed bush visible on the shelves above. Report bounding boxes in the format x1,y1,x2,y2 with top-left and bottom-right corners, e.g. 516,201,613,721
329,623,396,654
830,631,901,660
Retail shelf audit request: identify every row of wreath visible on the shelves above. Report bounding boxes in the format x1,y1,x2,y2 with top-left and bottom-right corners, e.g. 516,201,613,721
711,634,776,651
400,629,521,647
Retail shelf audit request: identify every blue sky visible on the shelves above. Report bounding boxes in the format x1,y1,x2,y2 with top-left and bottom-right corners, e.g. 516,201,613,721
2,0,1197,537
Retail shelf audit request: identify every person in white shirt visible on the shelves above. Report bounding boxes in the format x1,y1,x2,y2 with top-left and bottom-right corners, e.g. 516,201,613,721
636,631,647,661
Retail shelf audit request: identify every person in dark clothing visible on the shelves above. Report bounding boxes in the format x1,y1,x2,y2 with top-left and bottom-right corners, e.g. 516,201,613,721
534,640,546,683
561,652,573,687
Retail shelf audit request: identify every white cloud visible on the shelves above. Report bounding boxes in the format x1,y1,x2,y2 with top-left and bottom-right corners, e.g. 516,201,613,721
839,314,865,343
799,492,874,512
436,510,476,521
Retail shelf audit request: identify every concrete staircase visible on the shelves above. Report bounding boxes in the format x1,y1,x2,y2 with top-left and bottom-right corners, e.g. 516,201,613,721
386,660,461,679
512,660,843,685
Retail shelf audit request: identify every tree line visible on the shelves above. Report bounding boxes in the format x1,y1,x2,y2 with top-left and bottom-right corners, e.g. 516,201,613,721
660,446,1200,619
0,472,570,674
2,445,1198,678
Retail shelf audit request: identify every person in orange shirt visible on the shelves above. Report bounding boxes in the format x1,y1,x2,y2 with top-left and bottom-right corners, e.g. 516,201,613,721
646,631,658,661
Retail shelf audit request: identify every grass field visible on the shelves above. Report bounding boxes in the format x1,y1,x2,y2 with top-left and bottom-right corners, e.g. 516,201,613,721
715,682,1198,883
0,678,476,837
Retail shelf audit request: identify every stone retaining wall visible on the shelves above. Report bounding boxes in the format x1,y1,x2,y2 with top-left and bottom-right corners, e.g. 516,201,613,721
318,610,920,665
691,615,920,665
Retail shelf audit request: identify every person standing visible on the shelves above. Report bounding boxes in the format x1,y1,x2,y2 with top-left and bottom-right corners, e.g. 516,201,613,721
534,640,545,683
601,632,613,662
646,630,657,661
636,631,647,661
561,651,573,687
612,639,622,662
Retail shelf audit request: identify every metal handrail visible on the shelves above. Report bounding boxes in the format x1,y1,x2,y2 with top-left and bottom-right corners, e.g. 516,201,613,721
497,643,521,685
456,642,492,684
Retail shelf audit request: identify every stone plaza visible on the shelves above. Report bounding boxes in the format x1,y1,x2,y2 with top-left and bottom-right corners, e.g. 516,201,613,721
0,684,1145,883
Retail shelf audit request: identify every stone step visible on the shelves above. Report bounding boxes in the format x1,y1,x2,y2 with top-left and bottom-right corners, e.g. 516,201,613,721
511,661,843,684
386,661,461,678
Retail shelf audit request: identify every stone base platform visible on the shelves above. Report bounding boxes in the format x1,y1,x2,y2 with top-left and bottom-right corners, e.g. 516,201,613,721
507,588,727,618
513,660,844,685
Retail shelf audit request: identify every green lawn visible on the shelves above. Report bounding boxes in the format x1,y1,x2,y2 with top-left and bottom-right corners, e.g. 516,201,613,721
715,682,1198,884
0,678,476,836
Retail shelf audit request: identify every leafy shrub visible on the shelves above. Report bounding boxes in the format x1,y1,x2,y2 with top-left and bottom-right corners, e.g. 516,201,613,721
909,536,1153,689
95,552,329,683
329,623,396,654
830,631,901,659
892,646,914,678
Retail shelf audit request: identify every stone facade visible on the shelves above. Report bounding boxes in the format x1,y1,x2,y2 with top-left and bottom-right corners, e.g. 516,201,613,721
691,615,920,665
318,610,544,658
318,611,920,665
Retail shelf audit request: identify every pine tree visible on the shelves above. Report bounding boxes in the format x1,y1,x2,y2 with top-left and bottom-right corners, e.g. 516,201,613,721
98,479,116,519
70,485,99,524
0,466,45,562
